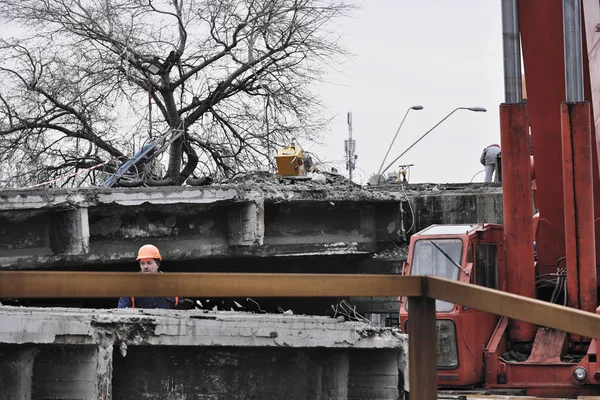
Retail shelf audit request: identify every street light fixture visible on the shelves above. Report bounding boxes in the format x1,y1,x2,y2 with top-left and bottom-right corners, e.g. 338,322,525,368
379,106,487,178
376,105,424,182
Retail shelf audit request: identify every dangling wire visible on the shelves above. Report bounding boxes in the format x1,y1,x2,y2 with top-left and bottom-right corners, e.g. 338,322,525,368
147,72,153,139
330,300,370,324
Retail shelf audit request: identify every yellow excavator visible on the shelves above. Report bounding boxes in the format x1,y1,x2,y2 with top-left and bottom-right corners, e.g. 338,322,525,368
275,145,313,176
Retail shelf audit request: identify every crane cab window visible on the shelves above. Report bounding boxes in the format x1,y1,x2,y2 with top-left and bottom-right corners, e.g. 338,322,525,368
410,239,462,280
410,238,462,312
476,244,498,289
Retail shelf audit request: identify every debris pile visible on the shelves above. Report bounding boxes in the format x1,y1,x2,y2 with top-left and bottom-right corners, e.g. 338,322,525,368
219,170,357,187
373,243,409,260
369,181,502,195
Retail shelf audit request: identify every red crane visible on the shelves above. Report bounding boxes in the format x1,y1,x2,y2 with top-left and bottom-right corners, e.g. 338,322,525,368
399,0,600,397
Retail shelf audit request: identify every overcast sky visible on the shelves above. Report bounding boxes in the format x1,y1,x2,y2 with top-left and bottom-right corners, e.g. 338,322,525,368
1,1,504,185
309,1,504,184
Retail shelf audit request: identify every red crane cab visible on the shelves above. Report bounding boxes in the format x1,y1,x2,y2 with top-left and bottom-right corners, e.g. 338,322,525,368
399,223,505,387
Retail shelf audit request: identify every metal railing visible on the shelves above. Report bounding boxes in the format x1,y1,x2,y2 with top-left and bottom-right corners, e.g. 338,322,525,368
1,272,600,399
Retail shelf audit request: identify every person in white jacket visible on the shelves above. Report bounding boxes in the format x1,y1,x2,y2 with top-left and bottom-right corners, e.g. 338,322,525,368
480,144,501,183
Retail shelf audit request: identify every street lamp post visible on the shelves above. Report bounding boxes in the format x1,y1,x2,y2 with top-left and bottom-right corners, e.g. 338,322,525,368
376,105,424,182
379,106,487,178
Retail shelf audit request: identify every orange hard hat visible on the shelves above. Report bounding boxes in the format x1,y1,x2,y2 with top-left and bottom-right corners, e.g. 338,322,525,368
136,244,162,261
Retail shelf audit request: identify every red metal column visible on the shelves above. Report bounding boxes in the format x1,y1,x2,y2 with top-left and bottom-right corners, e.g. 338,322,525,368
581,1,600,279
561,102,597,313
518,0,566,272
500,103,537,342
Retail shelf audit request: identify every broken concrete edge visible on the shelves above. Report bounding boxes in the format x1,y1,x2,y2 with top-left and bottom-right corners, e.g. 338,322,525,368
0,243,376,269
0,183,502,270
369,181,503,194
0,184,406,211
0,187,239,210
0,306,406,350
0,305,410,397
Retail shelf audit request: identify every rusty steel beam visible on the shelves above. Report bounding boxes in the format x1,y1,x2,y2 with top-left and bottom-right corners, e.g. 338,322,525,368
5,272,600,398
561,102,597,314
0,272,424,298
518,0,567,273
3,272,600,341
499,102,537,343
408,294,437,400
581,0,600,284
427,276,600,340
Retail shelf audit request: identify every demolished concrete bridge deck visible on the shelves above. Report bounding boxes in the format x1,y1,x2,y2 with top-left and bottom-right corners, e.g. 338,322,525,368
0,306,408,400
0,178,503,315
0,175,503,271
0,178,501,398
0,182,402,269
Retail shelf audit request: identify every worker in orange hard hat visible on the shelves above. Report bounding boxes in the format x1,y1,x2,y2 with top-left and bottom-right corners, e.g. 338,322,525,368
136,244,162,273
117,244,188,309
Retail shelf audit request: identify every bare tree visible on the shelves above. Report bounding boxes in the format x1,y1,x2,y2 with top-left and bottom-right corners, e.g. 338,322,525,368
0,0,351,187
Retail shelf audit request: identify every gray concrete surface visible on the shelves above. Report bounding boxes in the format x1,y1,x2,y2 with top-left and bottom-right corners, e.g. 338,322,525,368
0,306,408,399
0,180,505,398
0,180,503,322
0,184,404,269
0,181,502,270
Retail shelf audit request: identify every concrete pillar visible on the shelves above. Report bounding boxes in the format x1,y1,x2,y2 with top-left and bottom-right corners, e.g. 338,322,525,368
227,200,265,246
49,208,90,255
96,341,114,400
308,352,349,399
373,202,403,242
347,350,401,399
0,347,37,400
32,346,97,400
359,205,376,240
113,347,361,400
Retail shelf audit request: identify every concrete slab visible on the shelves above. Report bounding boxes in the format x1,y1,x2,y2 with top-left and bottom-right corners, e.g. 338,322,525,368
0,306,404,348
0,182,502,270
0,306,408,399
0,187,239,210
0,181,503,325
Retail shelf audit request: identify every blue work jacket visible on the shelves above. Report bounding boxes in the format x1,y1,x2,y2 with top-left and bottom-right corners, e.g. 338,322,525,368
118,296,178,309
